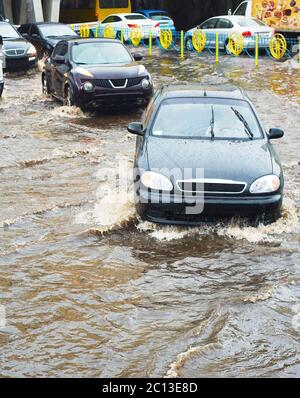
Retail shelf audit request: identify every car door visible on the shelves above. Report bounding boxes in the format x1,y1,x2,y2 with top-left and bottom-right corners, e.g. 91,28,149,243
215,18,234,47
28,25,44,55
199,18,218,48
51,42,69,98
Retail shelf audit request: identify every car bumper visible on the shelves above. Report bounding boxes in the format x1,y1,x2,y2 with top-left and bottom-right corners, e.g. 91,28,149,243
136,191,283,225
4,56,37,71
76,85,153,107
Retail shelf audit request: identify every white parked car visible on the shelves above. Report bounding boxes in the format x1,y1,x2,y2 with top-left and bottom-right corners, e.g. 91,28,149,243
98,13,161,42
185,15,274,52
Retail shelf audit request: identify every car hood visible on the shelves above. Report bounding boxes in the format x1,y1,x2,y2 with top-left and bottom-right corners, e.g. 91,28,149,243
73,63,147,79
3,38,30,50
146,137,273,183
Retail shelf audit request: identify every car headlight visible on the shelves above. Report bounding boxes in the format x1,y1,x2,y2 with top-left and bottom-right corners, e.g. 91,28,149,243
76,67,93,78
27,45,37,56
141,77,151,90
141,171,173,191
83,82,94,92
249,175,280,194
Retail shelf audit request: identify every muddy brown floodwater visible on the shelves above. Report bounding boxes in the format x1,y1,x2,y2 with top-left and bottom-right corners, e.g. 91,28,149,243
0,49,299,378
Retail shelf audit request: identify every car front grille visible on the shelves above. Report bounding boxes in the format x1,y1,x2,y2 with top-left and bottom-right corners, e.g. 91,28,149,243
81,77,144,89
4,48,27,57
177,179,247,195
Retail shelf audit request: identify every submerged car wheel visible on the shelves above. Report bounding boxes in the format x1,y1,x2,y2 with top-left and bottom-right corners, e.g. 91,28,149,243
65,85,75,107
42,74,50,95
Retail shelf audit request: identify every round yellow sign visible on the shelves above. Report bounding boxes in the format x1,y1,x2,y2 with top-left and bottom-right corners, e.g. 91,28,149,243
227,33,244,56
79,24,90,38
103,24,115,39
192,29,206,52
130,27,143,47
160,29,173,50
269,34,287,60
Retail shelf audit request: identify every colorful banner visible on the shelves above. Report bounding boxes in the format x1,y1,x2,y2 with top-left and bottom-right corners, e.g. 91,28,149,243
252,0,300,31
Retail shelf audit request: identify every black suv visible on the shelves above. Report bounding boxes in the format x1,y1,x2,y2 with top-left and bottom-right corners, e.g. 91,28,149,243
42,38,153,110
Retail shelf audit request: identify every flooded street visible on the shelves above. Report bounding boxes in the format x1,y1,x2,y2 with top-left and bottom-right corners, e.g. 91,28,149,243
0,50,299,377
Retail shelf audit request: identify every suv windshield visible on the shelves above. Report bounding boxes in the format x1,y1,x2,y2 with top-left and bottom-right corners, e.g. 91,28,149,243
71,42,132,65
152,98,262,140
39,24,77,38
0,23,20,39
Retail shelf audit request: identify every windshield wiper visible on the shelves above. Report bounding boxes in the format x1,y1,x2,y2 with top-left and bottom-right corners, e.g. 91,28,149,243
230,107,254,140
210,105,215,140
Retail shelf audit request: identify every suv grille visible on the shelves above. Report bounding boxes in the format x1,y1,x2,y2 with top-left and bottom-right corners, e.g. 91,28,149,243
81,77,144,89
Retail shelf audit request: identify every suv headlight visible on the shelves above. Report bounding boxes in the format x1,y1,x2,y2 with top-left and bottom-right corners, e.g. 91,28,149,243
83,81,94,92
141,171,173,191
27,45,37,56
250,175,280,194
142,77,151,89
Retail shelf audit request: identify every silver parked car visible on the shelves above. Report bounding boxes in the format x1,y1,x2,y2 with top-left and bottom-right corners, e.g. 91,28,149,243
185,15,274,52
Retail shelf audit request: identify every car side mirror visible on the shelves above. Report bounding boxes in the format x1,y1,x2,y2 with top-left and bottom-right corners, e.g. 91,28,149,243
128,122,144,136
52,55,65,64
268,128,284,140
133,53,143,62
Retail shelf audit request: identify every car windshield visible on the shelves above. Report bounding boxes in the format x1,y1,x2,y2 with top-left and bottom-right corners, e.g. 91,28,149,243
152,98,262,140
71,42,132,65
125,14,147,20
238,18,267,27
39,24,77,38
0,23,20,39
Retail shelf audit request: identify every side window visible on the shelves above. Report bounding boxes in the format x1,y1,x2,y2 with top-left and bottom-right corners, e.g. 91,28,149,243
216,19,233,29
113,16,122,22
53,43,68,57
19,24,31,34
143,91,161,128
30,25,41,37
102,16,115,24
201,19,217,29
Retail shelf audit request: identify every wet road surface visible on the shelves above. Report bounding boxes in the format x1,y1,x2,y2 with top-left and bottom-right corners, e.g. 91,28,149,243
0,50,299,377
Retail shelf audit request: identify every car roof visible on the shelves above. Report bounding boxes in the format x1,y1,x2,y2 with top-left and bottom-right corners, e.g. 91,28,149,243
34,22,68,26
137,10,168,13
59,37,123,45
159,84,248,101
113,12,146,17
207,15,255,21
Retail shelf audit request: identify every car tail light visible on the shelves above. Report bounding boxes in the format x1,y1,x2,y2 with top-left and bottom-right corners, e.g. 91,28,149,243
128,24,139,28
242,31,252,37
154,23,160,28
